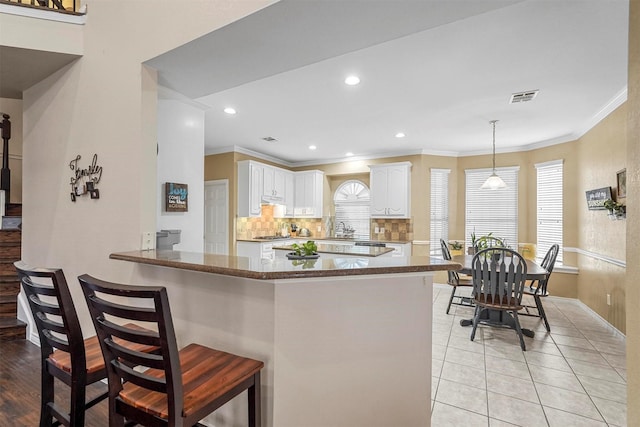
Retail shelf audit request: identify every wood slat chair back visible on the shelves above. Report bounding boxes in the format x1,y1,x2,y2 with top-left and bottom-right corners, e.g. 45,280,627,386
79,274,264,427
440,239,473,314
521,244,559,331
15,261,108,427
470,248,529,350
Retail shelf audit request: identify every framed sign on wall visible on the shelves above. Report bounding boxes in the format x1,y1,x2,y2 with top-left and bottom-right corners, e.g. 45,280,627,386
585,187,612,210
165,182,188,212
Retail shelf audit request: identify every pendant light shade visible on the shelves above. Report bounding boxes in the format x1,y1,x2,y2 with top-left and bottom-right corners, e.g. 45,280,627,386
481,120,508,190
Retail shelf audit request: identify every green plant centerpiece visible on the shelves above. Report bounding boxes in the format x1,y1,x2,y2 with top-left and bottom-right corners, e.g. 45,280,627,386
450,240,463,250
604,199,626,220
468,232,505,255
288,240,319,260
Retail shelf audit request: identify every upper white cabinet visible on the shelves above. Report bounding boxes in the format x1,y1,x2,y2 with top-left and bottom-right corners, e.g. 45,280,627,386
238,160,321,218
294,170,324,218
283,172,294,217
370,162,411,218
262,166,286,202
238,160,264,217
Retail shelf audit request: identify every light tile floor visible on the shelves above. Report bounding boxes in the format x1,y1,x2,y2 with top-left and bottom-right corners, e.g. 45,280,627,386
431,284,627,426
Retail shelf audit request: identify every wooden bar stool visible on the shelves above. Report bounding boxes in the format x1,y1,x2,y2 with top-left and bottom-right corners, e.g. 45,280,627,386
78,274,264,427
15,262,158,427
16,261,110,427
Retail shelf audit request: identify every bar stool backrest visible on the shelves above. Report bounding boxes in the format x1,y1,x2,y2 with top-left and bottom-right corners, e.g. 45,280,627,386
15,262,87,376
78,274,183,424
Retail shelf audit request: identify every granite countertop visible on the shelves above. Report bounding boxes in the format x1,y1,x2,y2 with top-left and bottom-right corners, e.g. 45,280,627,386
272,243,394,257
237,237,413,244
110,250,459,280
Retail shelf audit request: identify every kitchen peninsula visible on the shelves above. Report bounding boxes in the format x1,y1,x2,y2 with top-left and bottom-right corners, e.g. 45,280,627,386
110,250,459,427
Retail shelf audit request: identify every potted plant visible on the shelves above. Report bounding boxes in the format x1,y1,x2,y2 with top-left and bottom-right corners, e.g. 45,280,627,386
469,232,504,254
604,199,626,220
287,240,320,259
448,240,464,256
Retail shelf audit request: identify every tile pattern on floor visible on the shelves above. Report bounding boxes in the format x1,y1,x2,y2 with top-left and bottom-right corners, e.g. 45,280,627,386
431,284,627,426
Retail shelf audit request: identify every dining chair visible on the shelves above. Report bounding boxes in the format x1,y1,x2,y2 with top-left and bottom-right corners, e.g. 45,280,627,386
15,262,159,427
79,274,264,427
469,248,528,350
520,244,559,332
440,239,474,314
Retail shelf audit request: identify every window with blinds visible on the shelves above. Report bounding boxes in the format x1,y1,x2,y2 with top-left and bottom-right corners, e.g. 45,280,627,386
333,180,370,240
536,160,563,263
430,169,450,256
465,167,519,250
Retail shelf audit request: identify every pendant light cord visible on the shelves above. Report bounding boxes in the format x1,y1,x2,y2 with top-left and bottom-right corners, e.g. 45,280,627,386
490,120,498,172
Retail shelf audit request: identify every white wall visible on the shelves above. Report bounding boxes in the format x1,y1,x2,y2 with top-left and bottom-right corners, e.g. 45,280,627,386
157,96,205,252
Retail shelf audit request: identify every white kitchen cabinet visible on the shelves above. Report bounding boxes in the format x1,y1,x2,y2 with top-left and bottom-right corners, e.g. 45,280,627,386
370,162,411,218
263,166,286,202
237,160,264,217
284,172,294,217
236,241,279,260
294,170,324,218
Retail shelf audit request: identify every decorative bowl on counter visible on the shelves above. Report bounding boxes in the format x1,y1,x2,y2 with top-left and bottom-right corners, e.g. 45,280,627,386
286,252,320,260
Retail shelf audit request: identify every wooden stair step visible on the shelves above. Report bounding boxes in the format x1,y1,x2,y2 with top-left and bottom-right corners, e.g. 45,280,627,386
0,245,20,259
0,301,17,318
0,229,21,243
0,318,26,341
5,204,22,217
0,261,18,275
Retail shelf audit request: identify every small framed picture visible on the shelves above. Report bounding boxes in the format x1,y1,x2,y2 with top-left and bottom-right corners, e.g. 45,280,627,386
617,169,626,198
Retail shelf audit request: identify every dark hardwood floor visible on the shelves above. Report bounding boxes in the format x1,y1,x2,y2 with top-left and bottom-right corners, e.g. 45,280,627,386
0,339,109,426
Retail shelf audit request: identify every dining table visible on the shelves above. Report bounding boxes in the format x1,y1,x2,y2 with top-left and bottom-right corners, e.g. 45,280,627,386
451,254,549,338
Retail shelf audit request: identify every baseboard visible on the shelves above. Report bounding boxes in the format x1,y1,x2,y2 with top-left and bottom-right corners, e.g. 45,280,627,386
548,295,626,339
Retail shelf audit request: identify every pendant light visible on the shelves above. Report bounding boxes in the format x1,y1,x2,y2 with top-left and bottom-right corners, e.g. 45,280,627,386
481,120,507,190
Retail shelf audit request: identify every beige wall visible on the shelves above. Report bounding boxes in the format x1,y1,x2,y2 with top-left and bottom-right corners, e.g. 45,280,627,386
626,0,639,422
576,105,627,332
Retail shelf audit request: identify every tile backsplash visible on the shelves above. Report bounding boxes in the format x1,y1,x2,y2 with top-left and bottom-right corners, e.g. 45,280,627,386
237,205,413,241
371,219,413,241
236,205,324,239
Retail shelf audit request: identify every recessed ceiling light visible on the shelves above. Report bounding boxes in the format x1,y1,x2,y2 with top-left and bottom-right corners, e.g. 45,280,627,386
262,137,277,142
223,107,236,115
309,145,317,150
345,152,354,157
344,75,360,86
395,132,406,138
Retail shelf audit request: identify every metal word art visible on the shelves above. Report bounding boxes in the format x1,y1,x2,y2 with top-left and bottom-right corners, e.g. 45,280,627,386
69,154,102,202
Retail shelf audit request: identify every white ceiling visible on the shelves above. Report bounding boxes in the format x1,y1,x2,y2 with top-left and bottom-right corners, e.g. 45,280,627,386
147,0,629,166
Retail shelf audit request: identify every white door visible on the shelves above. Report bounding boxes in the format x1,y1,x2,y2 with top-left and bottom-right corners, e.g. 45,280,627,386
204,180,229,254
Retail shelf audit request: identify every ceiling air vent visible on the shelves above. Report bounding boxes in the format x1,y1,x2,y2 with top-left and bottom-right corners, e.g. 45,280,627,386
261,137,277,142
510,90,539,104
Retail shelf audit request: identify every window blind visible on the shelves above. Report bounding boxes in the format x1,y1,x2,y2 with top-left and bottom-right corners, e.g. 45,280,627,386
334,180,370,240
536,160,563,263
465,167,519,250
430,169,450,256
